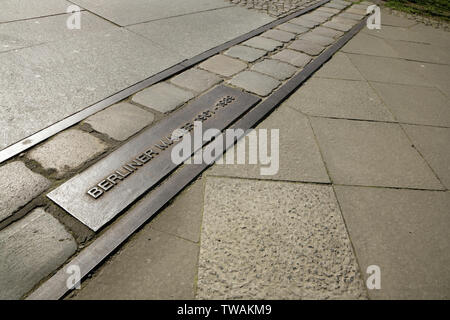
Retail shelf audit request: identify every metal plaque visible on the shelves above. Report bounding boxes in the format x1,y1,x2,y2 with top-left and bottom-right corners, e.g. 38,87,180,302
47,85,260,231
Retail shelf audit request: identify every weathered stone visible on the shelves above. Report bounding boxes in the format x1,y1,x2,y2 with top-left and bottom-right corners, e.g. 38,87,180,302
312,26,344,39
83,102,154,141
285,77,394,121
310,118,444,190
224,45,267,62
170,68,222,93
324,2,347,10
289,39,325,55
290,17,319,28
332,16,359,26
403,125,450,189
0,162,50,222
338,12,364,20
302,13,330,23
261,29,296,42
272,49,312,67
28,129,108,177
228,71,280,96
317,7,340,14
335,186,450,299
323,21,353,31
132,82,194,113
315,52,364,80
251,59,297,80
298,33,335,46
242,36,283,52
197,177,367,299
0,207,77,299
199,54,247,77
276,22,309,34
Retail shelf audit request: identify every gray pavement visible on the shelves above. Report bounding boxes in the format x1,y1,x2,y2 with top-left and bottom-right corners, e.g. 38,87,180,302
0,0,274,150
69,7,450,300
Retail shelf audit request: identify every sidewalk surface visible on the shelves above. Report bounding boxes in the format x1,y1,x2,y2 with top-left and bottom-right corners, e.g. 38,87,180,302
0,0,275,150
1,0,449,300
69,7,450,300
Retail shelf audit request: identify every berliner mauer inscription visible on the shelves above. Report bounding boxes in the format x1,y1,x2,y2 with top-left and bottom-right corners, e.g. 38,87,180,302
47,85,260,231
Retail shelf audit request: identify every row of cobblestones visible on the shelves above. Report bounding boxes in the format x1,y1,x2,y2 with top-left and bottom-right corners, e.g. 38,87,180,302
227,0,325,17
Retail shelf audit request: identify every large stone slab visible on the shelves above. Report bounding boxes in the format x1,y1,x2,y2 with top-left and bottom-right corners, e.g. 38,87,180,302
207,106,330,183
0,12,117,53
28,129,108,177
251,59,297,80
403,125,450,189
228,71,280,96
0,162,51,222
83,102,155,141
335,186,450,299
242,36,283,52
0,28,183,150
127,6,274,59
0,208,77,299
272,49,312,67
199,55,247,77
310,118,444,190
342,33,399,58
0,0,71,23
72,228,198,299
285,77,395,121
371,83,450,127
197,177,367,299
70,0,231,26
315,52,364,80
224,45,267,62
132,82,195,113
170,68,222,94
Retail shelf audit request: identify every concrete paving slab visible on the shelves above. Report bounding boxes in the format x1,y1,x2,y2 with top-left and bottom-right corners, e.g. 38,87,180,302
228,71,280,96
418,63,450,97
310,118,444,189
0,207,77,299
334,186,450,299
0,12,117,53
338,12,364,20
331,16,358,26
301,13,330,23
342,33,399,58
132,82,195,113
272,49,312,67
72,228,198,299
0,0,71,23
199,55,247,77
403,125,450,189
70,0,231,26
197,177,367,299
170,68,222,94
150,179,204,243
28,129,108,177
224,45,267,62
371,82,450,127
251,59,297,80
276,22,309,34
385,39,450,64
317,7,341,14
0,162,51,222
346,54,429,86
285,78,395,121
207,106,330,183
289,39,325,56
290,16,320,28
298,33,335,46
311,26,344,39
127,6,274,60
379,8,418,27
0,28,183,150
323,20,353,31
315,52,364,80
261,29,296,42
242,36,283,52
83,102,155,141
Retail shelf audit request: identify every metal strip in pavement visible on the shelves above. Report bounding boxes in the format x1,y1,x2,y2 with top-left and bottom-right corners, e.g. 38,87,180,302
48,85,260,232
26,17,367,300
0,0,330,164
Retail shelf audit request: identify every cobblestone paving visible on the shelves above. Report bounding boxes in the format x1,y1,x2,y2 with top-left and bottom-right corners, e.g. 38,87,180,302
227,0,324,17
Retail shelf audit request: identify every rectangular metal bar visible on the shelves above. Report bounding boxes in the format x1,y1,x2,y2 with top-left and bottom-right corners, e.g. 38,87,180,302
47,85,260,231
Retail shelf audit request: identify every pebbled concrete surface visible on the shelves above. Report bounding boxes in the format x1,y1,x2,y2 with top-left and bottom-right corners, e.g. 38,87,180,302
0,207,77,299
197,177,367,299
0,162,51,222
